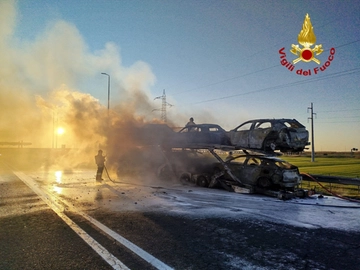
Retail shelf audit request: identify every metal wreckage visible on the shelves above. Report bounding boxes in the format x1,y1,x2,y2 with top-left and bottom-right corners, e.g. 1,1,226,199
135,119,311,200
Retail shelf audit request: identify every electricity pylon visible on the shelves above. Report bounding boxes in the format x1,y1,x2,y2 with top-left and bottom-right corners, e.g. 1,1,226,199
153,89,173,123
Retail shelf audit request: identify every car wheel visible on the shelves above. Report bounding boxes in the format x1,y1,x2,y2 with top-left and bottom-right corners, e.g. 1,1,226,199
157,165,173,181
196,175,209,187
257,177,272,188
179,173,191,183
263,140,276,152
269,142,276,151
280,129,290,144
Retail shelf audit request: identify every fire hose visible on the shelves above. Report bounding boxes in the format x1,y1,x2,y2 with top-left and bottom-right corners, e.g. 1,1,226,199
301,172,360,203
104,165,118,183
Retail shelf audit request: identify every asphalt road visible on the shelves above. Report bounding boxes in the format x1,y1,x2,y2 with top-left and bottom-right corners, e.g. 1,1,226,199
1,157,360,269
0,166,112,270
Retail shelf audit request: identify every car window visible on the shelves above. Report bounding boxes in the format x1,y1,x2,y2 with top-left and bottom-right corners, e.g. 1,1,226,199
231,156,247,163
255,122,271,129
283,120,303,128
246,157,261,165
199,127,209,132
275,161,293,169
180,127,198,133
209,127,219,132
273,122,287,129
236,122,252,131
261,160,273,166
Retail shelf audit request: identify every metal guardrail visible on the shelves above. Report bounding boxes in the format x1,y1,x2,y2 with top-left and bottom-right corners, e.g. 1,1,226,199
301,174,360,186
0,142,32,147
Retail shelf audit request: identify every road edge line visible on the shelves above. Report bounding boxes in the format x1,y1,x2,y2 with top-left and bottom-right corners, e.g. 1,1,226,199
13,170,130,270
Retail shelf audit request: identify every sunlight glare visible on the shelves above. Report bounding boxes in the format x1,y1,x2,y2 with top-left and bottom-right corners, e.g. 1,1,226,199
55,170,62,183
53,185,63,195
57,127,65,135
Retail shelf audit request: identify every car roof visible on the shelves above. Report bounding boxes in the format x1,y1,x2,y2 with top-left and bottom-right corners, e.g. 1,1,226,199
233,119,304,129
243,118,299,123
180,123,225,130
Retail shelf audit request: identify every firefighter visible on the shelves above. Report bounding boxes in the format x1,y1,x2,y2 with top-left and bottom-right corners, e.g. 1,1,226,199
186,117,196,132
95,150,106,181
186,117,196,127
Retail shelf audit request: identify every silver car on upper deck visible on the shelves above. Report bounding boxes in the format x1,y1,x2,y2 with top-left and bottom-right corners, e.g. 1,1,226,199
227,119,309,153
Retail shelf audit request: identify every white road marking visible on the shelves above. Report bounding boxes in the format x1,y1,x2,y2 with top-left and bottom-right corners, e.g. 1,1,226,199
73,210,174,270
48,183,174,270
13,170,174,270
13,171,130,270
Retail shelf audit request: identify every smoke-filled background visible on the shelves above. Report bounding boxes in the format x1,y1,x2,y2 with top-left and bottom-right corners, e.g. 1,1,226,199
2,0,360,175
0,1,204,175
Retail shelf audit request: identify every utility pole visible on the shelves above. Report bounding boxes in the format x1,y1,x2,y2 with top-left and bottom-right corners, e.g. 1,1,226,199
308,102,316,162
101,73,111,117
52,110,55,149
153,89,173,123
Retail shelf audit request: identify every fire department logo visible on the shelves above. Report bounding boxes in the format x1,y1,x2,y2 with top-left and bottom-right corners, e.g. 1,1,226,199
279,13,335,76
290,13,323,64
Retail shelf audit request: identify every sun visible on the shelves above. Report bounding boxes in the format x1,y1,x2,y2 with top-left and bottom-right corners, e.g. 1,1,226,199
57,127,65,135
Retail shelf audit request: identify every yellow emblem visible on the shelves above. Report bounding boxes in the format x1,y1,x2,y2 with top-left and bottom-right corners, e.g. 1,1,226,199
290,14,323,64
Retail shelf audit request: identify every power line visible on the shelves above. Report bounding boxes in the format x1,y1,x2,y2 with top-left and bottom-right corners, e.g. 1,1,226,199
317,120,360,123
177,44,360,103
167,16,358,95
191,67,360,105
173,65,279,96
317,108,360,113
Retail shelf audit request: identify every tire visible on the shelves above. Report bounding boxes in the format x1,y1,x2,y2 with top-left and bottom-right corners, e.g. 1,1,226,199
257,177,272,188
263,140,276,152
179,173,191,183
196,175,209,187
270,142,276,151
157,165,173,181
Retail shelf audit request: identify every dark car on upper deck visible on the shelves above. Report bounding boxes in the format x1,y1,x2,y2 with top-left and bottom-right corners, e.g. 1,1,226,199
165,123,231,149
227,119,309,153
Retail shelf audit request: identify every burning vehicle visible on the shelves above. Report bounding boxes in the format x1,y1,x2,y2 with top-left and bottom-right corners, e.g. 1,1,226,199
157,149,216,183
129,121,308,198
135,119,309,154
164,124,231,149
157,149,303,196
209,153,302,191
227,119,310,153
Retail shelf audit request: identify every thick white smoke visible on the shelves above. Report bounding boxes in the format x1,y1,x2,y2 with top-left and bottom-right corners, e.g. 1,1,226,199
0,1,165,171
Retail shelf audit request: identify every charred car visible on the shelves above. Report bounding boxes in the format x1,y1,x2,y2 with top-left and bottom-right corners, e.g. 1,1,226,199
165,124,231,148
211,154,302,191
161,150,302,192
227,119,309,153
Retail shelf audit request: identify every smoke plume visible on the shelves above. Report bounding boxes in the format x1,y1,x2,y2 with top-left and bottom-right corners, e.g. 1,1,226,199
0,1,172,175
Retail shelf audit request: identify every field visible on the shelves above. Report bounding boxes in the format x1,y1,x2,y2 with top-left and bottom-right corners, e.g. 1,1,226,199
281,156,360,178
281,154,360,198
219,151,360,198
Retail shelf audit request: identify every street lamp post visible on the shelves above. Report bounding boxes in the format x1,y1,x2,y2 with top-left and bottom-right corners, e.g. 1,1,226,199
101,73,110,116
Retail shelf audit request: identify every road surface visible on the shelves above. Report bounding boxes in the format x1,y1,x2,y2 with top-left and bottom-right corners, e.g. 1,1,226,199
1,159,360,269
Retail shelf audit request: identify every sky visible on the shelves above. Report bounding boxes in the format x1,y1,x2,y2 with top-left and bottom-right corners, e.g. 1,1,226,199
1,0,359,152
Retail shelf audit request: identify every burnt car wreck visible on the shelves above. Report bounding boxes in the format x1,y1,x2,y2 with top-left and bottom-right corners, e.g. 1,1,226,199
157,148,308,199
228,119,310,153
132,118,310,199
137,119,310,154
